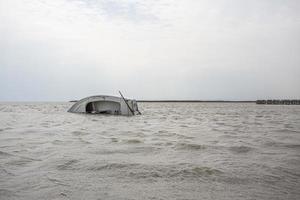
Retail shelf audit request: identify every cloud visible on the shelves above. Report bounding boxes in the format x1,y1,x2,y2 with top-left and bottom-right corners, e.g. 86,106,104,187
0,0,299,101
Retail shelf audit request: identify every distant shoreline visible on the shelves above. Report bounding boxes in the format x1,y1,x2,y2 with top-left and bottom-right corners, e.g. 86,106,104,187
137,100,255,103
67,99,300,104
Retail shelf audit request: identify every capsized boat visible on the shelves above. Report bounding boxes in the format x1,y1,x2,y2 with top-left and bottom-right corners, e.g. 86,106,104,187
68,92,141,116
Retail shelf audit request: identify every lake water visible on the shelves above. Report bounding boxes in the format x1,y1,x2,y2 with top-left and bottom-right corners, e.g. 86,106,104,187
0,102,300,200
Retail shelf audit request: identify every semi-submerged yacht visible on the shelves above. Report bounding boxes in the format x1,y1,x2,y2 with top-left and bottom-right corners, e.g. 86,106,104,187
68,92,141,116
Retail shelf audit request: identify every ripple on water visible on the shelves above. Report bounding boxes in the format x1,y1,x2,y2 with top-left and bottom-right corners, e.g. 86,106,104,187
71,130,89,136
52,140,66,145
0,189,17,198
228,145,254,154
0,150,13,157
78,138,91,144
275,128,300,134
284,144,300,149
90,146,159,155
110,138,119,143
46,176,69,186
156,130,174,137
174,143,206,150
88,163,138,171
123,139,143,144
264,141,300,149
57,159,79,170
6,158,34,166
171,166,223,178
0,168,15,176
87,162,222,179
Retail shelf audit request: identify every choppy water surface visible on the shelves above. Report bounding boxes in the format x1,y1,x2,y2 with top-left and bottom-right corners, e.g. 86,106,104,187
0,102,300,200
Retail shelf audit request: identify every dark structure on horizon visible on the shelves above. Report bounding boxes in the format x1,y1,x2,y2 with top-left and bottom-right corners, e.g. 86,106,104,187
256,99,300,105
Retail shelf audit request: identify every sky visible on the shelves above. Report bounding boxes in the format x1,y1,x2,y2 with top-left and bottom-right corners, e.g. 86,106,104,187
0,0,299,101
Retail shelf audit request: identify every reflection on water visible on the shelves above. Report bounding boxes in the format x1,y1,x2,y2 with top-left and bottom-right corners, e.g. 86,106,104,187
0,102,300,200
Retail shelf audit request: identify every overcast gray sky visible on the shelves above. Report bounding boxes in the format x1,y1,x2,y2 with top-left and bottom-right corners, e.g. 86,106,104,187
0,0,299,101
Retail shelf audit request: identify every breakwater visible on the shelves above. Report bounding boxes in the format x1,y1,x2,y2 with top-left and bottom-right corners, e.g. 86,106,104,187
256,99,300,105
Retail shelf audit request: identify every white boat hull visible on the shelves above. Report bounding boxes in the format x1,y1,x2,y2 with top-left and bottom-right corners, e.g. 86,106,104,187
68,95,139,116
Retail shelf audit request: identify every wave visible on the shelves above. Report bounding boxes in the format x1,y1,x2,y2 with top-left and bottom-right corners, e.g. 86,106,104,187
110,138,118,143
123,139,143,144
52,140,67,145
6,158,34,166
88,163,139,171
170,166,222,177
0,189,17,198
228,146,253,153
175,143,206,150
275,129,300,134
88,163,222,179
0,168,15,176
57,159,79,170
71,130,89,136
46,176,69,186
0,150,13,157
264,142,300,149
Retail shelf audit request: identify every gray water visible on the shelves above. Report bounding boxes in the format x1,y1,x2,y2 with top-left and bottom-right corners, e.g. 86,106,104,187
0,102,300,200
